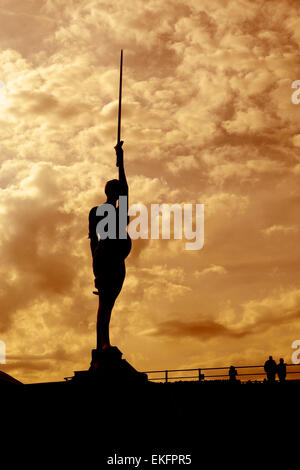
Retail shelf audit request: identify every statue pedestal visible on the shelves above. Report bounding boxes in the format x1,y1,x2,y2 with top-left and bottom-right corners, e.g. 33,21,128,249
72,347,148,385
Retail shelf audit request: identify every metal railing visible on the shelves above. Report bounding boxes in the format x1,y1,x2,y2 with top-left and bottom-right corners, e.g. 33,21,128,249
142,363,300,383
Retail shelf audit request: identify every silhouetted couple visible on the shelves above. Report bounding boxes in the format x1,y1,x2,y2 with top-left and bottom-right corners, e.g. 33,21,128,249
264,356,287,383
88,141,131,352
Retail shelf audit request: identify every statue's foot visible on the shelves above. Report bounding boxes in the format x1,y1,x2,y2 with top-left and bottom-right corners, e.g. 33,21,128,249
101,345,123,362
91,345,122,365
89,348,100,373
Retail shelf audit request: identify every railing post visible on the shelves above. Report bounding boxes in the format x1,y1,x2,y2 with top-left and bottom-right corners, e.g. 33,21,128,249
165,370,168,383
198,369,202,381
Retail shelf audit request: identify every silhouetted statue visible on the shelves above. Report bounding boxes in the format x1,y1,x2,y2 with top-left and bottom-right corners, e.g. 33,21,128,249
277,358,287,383
229,365,238,382
264,356,277,383
89,141,131,352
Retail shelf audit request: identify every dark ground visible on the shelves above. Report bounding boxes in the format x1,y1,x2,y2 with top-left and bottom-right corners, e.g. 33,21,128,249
1,379,298,468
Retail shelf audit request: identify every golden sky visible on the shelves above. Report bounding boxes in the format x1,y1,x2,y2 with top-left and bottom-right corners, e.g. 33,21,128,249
1,0,300,383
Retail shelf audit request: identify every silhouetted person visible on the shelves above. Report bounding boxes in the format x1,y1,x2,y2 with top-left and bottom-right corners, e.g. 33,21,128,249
89,141,131,351
229,366,238,382
264,356,277,383
277,358,287,383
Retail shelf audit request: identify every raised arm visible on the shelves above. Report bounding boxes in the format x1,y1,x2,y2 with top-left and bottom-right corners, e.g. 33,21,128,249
115,141,128,196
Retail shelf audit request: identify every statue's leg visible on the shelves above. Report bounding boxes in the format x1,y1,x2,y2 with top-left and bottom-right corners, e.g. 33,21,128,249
97,290,117,350
96,261,126,350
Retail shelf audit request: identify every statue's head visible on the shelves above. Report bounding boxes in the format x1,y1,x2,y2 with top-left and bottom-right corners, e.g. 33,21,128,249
105,179,120,202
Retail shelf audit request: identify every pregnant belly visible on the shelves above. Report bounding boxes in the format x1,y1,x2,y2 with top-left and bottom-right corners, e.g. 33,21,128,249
94,236,132,261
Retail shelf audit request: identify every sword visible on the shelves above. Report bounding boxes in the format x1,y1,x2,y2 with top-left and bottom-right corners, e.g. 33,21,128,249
116,49,123,167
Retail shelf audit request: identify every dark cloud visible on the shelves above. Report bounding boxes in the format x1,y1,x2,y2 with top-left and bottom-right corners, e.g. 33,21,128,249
3,360,53,373
149,319,246,340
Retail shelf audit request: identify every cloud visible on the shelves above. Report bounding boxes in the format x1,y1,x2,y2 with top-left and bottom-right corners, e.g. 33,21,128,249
147,288,300,341
0,162,82,331
0,2,57,57
292,135,300,148
233,288,300,332
262,225,298,236
195,264,227,278
167,155,198,175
